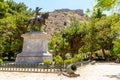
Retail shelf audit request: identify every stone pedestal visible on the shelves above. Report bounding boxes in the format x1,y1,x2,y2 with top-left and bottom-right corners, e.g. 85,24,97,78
15,32,52,63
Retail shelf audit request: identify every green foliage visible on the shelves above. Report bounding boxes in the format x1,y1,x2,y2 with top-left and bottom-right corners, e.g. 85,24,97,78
117,54,120,58
64,59,73,65
63,17,87,55
49,12,120,61
53,56,63,65
91,8,106,19
64,53,82,65
49,17,87,57
0,58,3,64
0,0,32,60
95,14,120,50
0,0,120,62
94,0,120,10
6,0,28,14
113,40,120,57
43,60,52,65
73,53,83,61
0,0,8,18
82,10,120,60
48,34,64,56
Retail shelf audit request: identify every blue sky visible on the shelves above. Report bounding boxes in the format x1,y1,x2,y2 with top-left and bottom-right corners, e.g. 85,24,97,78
14,0,96,13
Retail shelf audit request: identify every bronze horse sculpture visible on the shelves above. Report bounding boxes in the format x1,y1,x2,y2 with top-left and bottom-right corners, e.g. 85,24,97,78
26,7,49,32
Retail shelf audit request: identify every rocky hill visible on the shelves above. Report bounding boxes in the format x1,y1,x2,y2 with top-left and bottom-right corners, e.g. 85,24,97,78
42,9,88,35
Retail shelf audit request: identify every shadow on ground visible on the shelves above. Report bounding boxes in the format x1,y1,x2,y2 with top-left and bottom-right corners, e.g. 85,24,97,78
105,73,120,80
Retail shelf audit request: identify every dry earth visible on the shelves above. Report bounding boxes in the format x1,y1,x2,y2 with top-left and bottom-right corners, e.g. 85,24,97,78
0,62,120,80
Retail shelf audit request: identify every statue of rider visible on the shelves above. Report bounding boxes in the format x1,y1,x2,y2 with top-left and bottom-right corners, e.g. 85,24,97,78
35,7,42,21
26,7,49,32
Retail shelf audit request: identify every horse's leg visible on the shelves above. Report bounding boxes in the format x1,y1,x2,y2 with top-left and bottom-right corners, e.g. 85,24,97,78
38,19,42,31
39,20,46,31
30,23,34,32
43,20,48,32
43,25,47,32
31,20,36,32
38,21,41,31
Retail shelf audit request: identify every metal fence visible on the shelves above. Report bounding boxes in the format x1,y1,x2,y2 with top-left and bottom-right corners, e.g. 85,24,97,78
0,63,62,73
0,61,90,73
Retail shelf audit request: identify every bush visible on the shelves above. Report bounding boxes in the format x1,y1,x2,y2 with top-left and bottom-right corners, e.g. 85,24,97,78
0,58,3,64
117,54,120,58
73,54,83,62
72,58,79,63
113,41,120,55
43,60,52,66
64,59,72,65
53,56,63,65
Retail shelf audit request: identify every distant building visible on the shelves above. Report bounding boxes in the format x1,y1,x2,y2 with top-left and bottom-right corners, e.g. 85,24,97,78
75,9,84,16
54,9,71,12
54,8,84,16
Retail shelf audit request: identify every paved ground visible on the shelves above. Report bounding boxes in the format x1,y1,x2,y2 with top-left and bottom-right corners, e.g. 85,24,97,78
0,62,120,80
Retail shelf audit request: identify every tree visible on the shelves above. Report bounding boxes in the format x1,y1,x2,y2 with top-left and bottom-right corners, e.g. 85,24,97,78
0,0,32,60
84,7,120,60
86,12,120,60
96,14,120,59
49,17,87,58
94,0,120,11
0,0,8,18
85,8,105,60
113,40,120,58
62,17,87,57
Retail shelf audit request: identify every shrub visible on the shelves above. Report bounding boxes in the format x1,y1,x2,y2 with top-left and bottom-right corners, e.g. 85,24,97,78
53,56,63,65
43,60,52,66
117,54,120,58
72,58,79,63
64,59,72,65
73,54,83,62
0,58,3,64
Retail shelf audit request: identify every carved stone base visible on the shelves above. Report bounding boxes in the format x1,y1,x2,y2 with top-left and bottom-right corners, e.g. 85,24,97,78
15,32,52,63
15,52,52,63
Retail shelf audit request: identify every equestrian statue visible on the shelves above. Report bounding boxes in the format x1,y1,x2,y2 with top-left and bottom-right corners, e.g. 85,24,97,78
26,7,49,32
